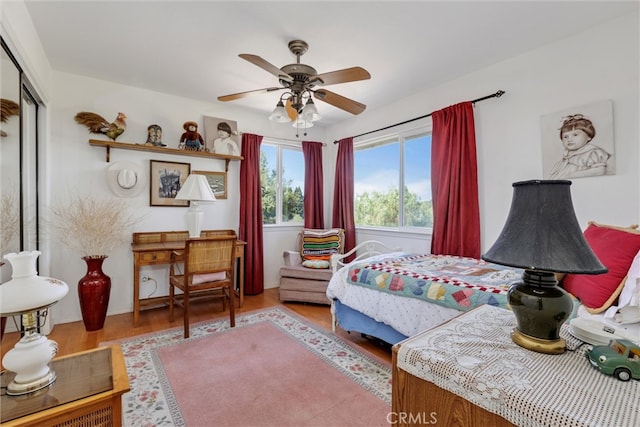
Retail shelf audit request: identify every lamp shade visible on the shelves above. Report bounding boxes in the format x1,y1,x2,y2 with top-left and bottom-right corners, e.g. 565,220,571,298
482,180,606,274
301,98,321,122
269,100,291,123
292,117,314,129
175,174,216,202
0,251,69,315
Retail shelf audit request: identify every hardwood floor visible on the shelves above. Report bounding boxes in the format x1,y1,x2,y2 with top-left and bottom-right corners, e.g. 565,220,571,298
0,288,392,364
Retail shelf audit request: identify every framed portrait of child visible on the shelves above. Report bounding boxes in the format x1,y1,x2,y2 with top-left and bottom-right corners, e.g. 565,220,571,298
203,116,240,156
541,99,615,179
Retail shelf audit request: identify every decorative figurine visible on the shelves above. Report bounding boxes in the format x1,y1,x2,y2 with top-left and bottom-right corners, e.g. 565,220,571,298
145,124,166,146
587,338,640,381
74,111,127,141
179,121,204,151
1,98,20,137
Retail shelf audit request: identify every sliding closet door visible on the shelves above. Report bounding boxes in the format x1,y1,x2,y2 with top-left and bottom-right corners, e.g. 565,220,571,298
1,36,43,336
21,84,39,252
0,37,41,260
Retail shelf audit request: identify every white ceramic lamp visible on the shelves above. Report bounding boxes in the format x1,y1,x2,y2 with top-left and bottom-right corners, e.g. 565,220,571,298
0,251,69,395
175,174,216,238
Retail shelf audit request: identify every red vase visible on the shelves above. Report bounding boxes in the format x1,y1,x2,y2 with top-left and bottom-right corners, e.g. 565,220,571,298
78,256,111,331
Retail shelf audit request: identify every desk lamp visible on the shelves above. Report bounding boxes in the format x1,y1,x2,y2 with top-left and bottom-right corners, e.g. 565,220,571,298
0,251,69,395
482,180,606,354
175,174,216,238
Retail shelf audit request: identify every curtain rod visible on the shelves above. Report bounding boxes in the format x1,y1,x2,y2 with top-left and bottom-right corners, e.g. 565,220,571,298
240,132,326,146
333,89,505,144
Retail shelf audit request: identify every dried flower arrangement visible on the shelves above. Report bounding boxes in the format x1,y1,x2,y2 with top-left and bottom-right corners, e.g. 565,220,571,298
1,192,20,257
50,192,143,258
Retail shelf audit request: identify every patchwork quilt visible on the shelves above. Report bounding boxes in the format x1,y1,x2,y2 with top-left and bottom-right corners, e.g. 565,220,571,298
346,254,523,311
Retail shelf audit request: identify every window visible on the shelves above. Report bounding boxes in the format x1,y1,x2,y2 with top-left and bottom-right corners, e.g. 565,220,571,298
261,141,305,225
354,130,432,229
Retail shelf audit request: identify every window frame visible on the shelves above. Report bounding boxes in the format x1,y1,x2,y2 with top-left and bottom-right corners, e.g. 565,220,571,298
261,138,305,227
353,124,433,234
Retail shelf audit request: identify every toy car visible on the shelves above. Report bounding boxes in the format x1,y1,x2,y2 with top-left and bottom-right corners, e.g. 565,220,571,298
586,339,640,381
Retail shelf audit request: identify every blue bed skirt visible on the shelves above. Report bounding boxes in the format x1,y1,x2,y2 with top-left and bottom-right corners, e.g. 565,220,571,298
333,299,408,345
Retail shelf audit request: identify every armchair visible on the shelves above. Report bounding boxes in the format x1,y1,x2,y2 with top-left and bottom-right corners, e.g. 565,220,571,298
278,228,344,305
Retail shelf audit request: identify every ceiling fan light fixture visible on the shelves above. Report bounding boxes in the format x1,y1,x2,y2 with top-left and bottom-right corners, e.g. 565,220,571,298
269,100,291,123
220,39,370,135
292,117,313,129
301,98,321,122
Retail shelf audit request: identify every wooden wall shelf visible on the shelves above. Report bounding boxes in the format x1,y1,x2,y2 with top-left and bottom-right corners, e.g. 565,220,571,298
89,139,242,171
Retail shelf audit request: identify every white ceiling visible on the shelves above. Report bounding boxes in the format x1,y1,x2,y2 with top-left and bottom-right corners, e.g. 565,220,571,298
23,1,638,125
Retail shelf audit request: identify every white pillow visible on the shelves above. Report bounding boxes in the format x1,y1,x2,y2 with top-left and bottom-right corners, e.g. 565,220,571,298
604,249,640,324
192,271,226,285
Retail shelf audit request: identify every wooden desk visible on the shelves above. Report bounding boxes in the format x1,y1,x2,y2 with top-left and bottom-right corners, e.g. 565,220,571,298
1,345,130,427
131,230,246,327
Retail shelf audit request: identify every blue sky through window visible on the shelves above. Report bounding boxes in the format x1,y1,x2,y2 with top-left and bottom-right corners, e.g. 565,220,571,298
355,134,432,201
262,145,305,191
263,134,432,203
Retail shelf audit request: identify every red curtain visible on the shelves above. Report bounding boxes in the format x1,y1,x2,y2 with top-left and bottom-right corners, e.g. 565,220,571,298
302,141,324,229
239,133,264,295
331,137,356,259
430,101,481,258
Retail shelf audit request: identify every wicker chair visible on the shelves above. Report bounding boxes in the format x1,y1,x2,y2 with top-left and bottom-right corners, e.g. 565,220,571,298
169,235,237,338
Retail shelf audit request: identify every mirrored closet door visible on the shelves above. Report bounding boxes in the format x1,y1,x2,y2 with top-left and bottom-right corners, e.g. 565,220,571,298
1,37,43,337
1,37,41,277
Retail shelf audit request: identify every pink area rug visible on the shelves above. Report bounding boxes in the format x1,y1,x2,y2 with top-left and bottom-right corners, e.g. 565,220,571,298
116,307,392,426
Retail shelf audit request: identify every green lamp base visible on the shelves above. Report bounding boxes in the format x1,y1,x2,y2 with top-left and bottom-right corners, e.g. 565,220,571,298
508,269,573,355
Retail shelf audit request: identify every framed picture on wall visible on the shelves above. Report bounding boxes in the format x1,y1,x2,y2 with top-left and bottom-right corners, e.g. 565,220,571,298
193,170,227,200
149,160,191,206
541,99,615,179
203,116,240,156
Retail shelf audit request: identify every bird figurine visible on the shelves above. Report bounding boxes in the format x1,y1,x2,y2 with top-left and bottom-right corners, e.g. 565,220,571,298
1,98,20,137
74,111,127,141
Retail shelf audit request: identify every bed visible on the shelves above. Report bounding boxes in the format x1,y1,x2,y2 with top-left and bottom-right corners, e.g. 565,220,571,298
327,240,527,344
327,223,640,346
329,223,640,425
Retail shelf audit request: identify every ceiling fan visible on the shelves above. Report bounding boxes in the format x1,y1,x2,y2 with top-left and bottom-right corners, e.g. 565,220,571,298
217,40,371,120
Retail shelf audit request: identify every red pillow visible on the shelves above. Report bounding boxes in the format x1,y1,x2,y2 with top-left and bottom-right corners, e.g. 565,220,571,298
562,222,640,313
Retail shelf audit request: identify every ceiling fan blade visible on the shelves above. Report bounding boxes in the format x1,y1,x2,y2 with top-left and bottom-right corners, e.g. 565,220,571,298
239,54,293,82
218,87,283,102
313,67,371,86
314,89,366,115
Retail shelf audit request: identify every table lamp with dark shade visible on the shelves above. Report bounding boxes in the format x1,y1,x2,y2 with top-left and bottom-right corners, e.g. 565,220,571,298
482,180,607,354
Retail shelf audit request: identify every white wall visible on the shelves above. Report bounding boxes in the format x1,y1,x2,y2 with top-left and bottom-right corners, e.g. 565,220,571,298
45,72,330,323
3,4,638,325
328,13,639,251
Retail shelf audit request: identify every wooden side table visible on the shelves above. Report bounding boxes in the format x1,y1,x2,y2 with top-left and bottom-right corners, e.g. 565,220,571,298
1,345,130,427
392,305,640,426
